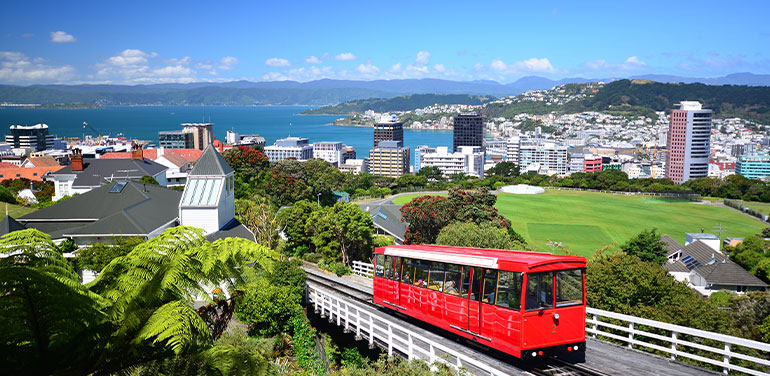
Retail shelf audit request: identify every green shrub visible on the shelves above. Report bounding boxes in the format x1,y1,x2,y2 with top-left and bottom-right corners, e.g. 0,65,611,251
235,278,303,337
318,260,351,276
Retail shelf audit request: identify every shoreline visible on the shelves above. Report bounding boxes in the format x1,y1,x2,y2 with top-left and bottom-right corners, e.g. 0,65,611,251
327,122,452,132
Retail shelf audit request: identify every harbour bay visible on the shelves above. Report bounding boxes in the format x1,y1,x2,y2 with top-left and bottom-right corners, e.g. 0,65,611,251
0,106,452,161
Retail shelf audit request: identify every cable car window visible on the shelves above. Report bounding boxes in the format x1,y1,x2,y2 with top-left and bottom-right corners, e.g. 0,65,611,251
383,256,393,280
525,272,554,311
496,271,523,310
443,264,462,296
428,262,446,291
374,254,385,278
555,269,584,307
401,258,415,285
414,260,430,288
482,269,498,304
460,266,470,298
392,257,402,281
470,268,482,301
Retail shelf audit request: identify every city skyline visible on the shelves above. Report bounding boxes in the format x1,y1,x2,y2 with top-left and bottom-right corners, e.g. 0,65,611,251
1,0,768,85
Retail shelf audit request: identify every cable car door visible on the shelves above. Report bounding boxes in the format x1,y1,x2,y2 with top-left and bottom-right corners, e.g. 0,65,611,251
467,267,482,335
383,256,394,305
392,257,402,307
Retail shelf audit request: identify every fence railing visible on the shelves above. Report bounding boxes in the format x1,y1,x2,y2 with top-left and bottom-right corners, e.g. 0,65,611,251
351,260,373,278
307,282,510,376
724,199,770,222
347,266,770,375
587,307,770,376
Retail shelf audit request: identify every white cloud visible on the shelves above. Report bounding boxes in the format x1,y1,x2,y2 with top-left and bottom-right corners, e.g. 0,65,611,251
487,57,556,76
623,56,646,68
335,52,356,61
355,64,380,75
218,56,239,70
416,51,431,65
265,57,290,67
0,51,76,83
305,55,322,64
95,49,208,83
433,64,446,72
581,56,648,73
50,31,76,43
262,65,335,81
389,63,402,72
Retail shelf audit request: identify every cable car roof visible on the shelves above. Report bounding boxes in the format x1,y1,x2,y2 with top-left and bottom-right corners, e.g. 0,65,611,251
379,244,586,269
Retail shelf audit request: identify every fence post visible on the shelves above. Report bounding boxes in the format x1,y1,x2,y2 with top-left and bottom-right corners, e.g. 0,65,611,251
592,314,598,338
368,314,374,348
388,324,393,356
344,303,350,332
670,332,677,360
723,343,730,375
628,322,634,349
407,333,414,360
336,298,341,326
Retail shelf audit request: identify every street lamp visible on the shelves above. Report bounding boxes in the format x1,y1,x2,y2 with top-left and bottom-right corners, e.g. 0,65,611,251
317,192,322,207
547,241,562,254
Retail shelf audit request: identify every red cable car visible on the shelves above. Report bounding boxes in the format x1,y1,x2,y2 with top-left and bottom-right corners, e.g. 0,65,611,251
372,244,587,359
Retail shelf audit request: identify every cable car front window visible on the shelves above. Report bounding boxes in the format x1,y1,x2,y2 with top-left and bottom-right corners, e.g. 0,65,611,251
555,269,584,307
525,272,554,311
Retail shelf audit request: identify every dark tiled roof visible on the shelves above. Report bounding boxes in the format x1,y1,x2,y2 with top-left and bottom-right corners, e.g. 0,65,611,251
694,260,768,287
206,218,255,242
661,235,684,257
189,145,234,176
359,203,407,242
52,158,167,188
664,260,690,273
683,240,726,266
19,181,181,239
0,215,27,235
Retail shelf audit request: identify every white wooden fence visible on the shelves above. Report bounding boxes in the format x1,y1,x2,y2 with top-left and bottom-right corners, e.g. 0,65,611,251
587,307,770,376
348,264,770,375
351,260,373,278
308,282,511,376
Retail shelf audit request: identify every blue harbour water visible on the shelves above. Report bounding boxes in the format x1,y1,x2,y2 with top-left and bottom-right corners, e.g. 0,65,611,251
0,106,452,162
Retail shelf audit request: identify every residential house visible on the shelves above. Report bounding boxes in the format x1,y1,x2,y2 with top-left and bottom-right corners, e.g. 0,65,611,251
358,202,407,244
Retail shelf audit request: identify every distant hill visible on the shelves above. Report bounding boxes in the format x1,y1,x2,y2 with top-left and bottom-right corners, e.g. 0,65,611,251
1,73,769,106
301,94,494,115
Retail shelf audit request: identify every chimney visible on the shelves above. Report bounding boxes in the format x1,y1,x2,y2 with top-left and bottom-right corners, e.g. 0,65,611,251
72,148,84,171
131,145,144,161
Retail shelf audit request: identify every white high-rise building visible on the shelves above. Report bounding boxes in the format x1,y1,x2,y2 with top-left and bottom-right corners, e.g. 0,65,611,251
414,145,437,173
313,141,344,166
665,101,712,184
518,142,568,175
419,146,484,178
264,137,313,162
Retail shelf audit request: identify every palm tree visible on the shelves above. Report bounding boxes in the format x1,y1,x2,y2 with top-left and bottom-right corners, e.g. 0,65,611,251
0,226,280,375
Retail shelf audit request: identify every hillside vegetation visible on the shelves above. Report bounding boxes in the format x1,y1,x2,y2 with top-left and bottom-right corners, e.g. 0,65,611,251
301,93,494,115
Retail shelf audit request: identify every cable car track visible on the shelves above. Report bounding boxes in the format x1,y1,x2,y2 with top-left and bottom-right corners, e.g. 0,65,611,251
303,266,609,376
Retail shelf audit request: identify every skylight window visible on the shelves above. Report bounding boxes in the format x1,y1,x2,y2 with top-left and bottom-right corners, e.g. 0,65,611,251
109,181,127,193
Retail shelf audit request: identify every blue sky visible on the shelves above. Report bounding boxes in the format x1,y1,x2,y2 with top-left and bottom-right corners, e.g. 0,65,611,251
1,0,768,85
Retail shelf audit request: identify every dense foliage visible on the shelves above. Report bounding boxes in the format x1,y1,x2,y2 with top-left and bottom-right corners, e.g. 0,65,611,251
435,221,526,250
619,228,668,265
0,227,279,375
71,236,143,272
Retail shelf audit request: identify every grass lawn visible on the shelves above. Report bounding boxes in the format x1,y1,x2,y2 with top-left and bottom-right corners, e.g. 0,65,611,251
6,203,36,218
495,190,767,258
391,192,447,205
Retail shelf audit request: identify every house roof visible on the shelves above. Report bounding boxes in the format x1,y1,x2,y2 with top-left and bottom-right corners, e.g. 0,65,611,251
19,180,181,239
159,152,194,168
164,149,202,162
51,158,167,188
359,203,407,242
0,166,64,181
661,235,684,257
682,240,726,267
0,162,18,169
0,215,27,236
189,145,234,176
664,260,691,273
694,260,768,287
24,156,60,168
100,152,132,159
205,218,255,242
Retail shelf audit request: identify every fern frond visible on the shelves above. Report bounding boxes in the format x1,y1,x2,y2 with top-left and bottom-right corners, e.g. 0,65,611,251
135,300,211,354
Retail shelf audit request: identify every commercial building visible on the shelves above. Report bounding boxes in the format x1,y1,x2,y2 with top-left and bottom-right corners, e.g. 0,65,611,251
264,137,313,162
736,153,770,179
584,155,603,172
518,142,568,175
665,102,712,184
158,130,194,149
419,146,484,178
453,113,485,153
373,115,404,146
341,145,356,164
182,123,214,150
338,158,369,174
313,141,344,166
414,145,437,173
369,141,410,178
5,124,55,151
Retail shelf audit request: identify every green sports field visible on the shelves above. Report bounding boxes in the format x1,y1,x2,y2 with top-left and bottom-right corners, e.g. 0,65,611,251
391,193,447,205
495,190,766,257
